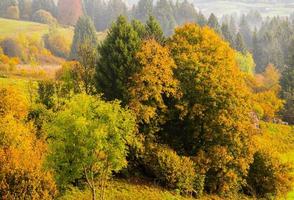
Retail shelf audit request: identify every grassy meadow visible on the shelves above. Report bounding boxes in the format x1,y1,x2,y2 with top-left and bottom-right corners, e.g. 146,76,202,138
0,17,74,40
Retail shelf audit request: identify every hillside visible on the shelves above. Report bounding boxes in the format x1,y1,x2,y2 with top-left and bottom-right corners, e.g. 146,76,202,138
125,0,294,16
0,18,73,39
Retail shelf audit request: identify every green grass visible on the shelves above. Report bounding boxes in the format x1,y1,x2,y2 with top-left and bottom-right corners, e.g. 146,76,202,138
59,179,193,200
0,17,74,40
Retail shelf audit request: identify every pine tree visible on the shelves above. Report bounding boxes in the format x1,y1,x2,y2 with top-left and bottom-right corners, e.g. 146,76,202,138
196,11,207,27
70,16,97,60
95,16,141,103
154,0,177,36
221,22,234,47
207,13,221,34
235,32,247,54
239,15,252,49
145,15,164,43
32,0,57,17
133,0,153,22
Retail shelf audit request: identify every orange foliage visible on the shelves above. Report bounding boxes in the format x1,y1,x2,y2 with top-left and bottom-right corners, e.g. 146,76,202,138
129,39,180,126
0,86,57,199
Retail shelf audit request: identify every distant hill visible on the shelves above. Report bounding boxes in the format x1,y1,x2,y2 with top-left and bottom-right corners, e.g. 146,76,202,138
125,0,293,16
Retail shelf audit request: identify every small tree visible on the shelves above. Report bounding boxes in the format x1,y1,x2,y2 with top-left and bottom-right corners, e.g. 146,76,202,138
46,94,136,200
70,16,97,59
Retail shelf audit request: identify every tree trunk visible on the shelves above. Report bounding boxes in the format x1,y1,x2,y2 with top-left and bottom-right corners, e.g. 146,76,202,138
92,187,96,200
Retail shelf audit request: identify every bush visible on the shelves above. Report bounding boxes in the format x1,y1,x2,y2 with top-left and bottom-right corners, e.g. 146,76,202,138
44,27,71,58
144,145,199,195
0,38,22,58
245,151,294,198
32,9,57,25
6,6,19,19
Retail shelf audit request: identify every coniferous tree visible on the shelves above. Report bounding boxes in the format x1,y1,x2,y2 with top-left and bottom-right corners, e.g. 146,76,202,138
239,15,252,49
131,19,147,39
32,0,56,17
154,0,177,36
196,11,207,27
235,32,247,54
95,16,141,104
133,0,153,22
221,22,234,47
70,16,97,60
18,0,32,19
207,13,221,34
145,15,164,43
174,0,198,25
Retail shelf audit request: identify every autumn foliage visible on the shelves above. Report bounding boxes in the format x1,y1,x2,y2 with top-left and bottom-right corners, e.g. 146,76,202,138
57,0,83,26
0,86,57,199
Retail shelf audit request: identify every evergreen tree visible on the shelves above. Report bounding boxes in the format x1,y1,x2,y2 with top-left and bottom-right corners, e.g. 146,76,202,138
32,0,56,17
145,15,164,43
131,19,147,39
196,11,207,27
133,0,153,22
18,0,32,19
95,16,141,103
229,15,237,35
239,15,252,49
174,0,198,25
106,0,127,29
154,0,177,36
235,32,247,54
70,16,97,60
207,13,221,34
221,22,234,47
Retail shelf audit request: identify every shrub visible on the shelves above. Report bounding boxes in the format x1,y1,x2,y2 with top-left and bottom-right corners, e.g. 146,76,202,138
144,145,198,194
32,9,57,25
44,27,71,58
6,6,19,19
245,151,294,198
0,38,22,58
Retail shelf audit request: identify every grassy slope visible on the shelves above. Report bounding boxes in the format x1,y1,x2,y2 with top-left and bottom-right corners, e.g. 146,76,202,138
0,18,74,40
59,179,194,200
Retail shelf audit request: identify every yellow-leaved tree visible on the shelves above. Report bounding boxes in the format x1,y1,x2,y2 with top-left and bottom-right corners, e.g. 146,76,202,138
0,86,57,199
128,39,180,137
166,24,256,195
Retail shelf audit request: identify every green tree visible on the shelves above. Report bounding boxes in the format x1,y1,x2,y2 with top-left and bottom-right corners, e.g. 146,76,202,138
145,15,164,43
236,51,256,74
207,13,221,34
95,16,141,103
221,22,234,47
128,39,179,137
154,0,177,36
235,32,247,54
46,94,136,200
32,0,57,17
132,0,153,22
70,16,97,59
281,65,294,124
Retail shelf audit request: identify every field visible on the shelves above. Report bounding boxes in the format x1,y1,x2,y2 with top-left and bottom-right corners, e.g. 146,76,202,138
0,17,106,47
0,18,74,40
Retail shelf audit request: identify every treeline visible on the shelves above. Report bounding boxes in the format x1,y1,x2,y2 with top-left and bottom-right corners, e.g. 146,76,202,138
2,14,294,200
